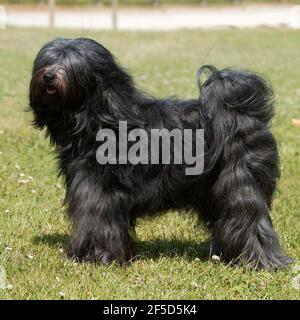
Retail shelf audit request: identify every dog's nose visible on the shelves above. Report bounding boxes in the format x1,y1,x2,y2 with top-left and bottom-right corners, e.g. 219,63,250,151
43,73,55,84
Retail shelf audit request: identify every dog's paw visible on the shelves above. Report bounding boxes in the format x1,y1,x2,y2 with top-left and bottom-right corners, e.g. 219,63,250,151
237,253,294,271
81,251,114,265
68,247,132,266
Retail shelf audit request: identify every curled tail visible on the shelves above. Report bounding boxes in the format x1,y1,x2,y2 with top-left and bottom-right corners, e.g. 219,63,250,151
197,65,275,124
198,65,276,173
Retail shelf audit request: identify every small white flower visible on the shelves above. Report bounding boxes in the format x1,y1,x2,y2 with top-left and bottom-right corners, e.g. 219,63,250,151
18,175,33,185
5,247,12,251
135,276,143,284
18,179,29,184
211,255,220,262
26,254,33,260
4,209,9,213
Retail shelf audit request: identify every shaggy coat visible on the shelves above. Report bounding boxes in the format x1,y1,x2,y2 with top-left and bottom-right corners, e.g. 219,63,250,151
29,38,293,269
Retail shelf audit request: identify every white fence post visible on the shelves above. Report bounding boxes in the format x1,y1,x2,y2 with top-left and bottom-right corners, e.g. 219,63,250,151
112,0,118,31
49,0,55,28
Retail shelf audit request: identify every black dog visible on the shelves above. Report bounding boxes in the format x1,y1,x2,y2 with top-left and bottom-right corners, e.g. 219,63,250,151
29,38,293,269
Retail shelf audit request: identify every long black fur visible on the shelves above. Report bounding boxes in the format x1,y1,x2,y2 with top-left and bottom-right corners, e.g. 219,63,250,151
29,38,293,269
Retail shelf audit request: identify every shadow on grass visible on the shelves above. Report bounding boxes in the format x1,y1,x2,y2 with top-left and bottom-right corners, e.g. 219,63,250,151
136,239,212,262
33,233,69,248
32,233,212,262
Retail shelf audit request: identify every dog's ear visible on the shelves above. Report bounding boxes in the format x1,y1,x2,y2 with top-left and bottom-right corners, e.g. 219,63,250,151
82,82,121,129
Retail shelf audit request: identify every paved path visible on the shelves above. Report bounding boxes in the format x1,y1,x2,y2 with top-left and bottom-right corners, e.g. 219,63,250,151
3,4,300,30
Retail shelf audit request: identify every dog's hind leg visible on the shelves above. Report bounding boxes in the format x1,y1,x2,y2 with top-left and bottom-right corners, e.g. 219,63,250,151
66,174,135,265
197,67,293,269
212,120,293,270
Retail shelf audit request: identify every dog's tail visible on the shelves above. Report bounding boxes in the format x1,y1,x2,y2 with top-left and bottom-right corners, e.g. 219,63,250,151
197,65,274,123
197,65,276,172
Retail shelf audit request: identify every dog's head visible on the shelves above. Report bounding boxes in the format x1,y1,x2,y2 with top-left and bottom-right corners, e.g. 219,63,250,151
30,37,130,129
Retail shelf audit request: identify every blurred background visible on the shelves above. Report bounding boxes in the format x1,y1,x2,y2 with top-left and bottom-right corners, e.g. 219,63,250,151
1,1,300,30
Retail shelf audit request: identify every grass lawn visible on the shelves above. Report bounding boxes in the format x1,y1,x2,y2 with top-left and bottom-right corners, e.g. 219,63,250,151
0,27,299,300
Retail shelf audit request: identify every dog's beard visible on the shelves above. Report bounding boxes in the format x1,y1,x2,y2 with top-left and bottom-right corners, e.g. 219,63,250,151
30,66,86,130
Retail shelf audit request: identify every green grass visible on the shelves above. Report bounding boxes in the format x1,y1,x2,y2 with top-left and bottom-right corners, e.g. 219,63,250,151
0,27,299,300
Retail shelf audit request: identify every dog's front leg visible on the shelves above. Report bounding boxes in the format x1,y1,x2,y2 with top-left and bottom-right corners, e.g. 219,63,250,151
65,174,135,265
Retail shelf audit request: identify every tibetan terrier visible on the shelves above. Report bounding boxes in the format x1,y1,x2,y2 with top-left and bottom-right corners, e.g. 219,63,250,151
29,38,293,269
